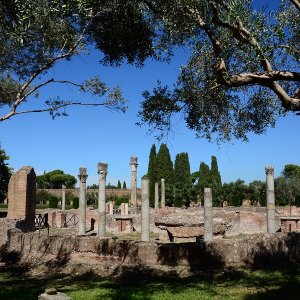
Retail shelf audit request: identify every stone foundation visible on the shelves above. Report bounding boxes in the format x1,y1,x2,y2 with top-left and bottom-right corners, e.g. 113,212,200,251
3,230,300,277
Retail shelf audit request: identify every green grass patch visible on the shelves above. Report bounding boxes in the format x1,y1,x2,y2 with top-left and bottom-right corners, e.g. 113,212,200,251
0,267,299,299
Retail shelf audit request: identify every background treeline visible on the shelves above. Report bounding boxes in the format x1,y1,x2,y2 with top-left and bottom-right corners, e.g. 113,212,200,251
1,145,300,207
147,144,300,207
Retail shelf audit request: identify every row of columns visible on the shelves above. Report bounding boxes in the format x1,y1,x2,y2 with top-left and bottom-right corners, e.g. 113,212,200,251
130,156,166,210
75,163,276,242
76,163,108,237
76,162,150,241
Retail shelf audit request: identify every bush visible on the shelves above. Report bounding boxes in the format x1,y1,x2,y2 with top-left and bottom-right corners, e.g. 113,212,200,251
87,191,98,205
36,190,51,204
115,196,129,207
48,196,58,208
72,197,79,209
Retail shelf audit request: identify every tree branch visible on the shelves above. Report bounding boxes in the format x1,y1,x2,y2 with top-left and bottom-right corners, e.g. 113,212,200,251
290,0,300,11
24,79,86,100
0,101,113,122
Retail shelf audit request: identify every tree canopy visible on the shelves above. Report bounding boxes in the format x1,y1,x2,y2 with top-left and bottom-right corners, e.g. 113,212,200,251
0,0,158,121
36,169,77,189
3,1,299,142
138,0,300,142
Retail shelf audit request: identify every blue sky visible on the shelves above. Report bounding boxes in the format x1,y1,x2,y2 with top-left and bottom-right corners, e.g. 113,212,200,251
1,0,299,187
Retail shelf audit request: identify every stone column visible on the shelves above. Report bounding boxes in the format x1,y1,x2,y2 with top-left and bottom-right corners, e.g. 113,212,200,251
161,179,165,208
62,184,66,212
98,162,108,237
204,188,213,242
266,165,276,233
78,168,88,235
130,156,138,213
141,177,150,242
154,182,159,209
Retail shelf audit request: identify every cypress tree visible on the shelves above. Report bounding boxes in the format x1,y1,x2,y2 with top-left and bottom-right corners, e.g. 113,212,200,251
156,144,174,205
147,144,157,207
174,152,192,207
198,162,211,205
117,180,121,189
122,181,127,189
211,156,222,186
210,155,222,206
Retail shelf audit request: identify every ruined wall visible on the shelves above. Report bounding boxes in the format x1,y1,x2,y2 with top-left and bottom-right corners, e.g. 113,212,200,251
5,230,300,277
7,166,36,231
38,188,141,199
0,219,27,247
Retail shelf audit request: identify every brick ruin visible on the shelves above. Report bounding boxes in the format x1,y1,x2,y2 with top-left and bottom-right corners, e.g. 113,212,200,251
7,166,36,231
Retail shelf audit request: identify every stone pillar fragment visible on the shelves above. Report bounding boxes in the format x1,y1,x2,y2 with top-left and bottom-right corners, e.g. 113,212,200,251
161,179,165,208
108,201,114,215
204,188,213,242
7,166,36,231
62,184,66,212
98,162,108,237
78,167,88,235
155,182,159,209
141,177,150,242
130,156,138,213
266,165,276,233
120,203,125,215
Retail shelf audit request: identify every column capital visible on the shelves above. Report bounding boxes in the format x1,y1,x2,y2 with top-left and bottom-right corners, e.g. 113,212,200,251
130,156,138,167
62,184,66,190
78,167,88,183
161,178,165,183
98,162,108,180
265,165,274,176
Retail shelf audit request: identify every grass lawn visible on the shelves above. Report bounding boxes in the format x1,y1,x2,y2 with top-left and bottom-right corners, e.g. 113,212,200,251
0,267,299,300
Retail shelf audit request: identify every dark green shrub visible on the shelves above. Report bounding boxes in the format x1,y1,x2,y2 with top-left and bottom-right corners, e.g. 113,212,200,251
115,196,129,207
48,196,58,208
36,190,51,204
72,197,79,209
87,191,98,205
65,190,75,205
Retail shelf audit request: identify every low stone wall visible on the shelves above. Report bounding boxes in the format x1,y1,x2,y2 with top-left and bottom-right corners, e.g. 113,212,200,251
0,218,28,247
4,230,300,277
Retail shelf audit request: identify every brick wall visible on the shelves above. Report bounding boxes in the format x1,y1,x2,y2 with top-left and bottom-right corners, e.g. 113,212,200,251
38,188,141,199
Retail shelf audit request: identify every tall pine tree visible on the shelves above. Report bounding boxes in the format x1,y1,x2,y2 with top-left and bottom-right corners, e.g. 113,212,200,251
210,156,222,206
122,181,127,189
156,144,174,205
174,152,192,207
147,144,157,207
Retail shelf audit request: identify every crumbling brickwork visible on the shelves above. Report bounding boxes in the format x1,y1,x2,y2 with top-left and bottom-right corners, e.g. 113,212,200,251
7,166,36,231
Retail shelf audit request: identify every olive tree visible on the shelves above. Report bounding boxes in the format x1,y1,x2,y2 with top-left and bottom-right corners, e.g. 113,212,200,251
0,0,156,121
139,0,300,142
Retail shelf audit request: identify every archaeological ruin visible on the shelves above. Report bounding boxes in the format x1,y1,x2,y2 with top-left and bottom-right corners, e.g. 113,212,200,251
1,163,300,278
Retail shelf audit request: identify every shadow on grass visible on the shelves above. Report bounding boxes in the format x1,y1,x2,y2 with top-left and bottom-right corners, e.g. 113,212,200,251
0,265,299,300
